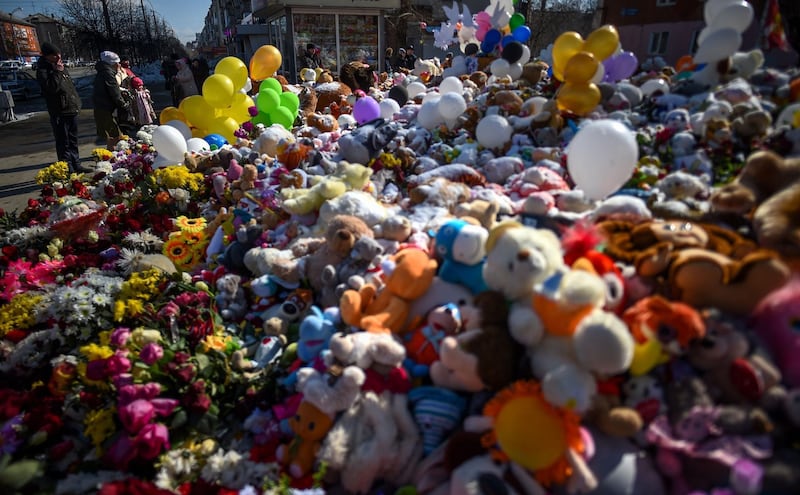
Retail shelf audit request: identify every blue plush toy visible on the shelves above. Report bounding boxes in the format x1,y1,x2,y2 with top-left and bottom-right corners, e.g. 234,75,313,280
281,306,337,388
434,219,489,294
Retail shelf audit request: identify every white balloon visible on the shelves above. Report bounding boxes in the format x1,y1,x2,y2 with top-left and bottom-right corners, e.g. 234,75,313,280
417,99,444,130
380,98,401,120
422,92,441,104
696,26,714,47
241,77,253,94
476,114,512,149
591,63,605,85
776,103,800,127
438,92,467,120
693,28,741,64
508,63,523,80
490,58,510,78
518,44,532,66
186,137,211,153
707,0,754,34
165,119,192,140
639,78,670,98
704,0,739,24
152,125,188,163
567,119,638,200
406,81,427,99
439,76,464,95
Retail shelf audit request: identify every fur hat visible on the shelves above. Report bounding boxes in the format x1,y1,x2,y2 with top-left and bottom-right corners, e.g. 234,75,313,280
100,51,120,64
41,42,60,56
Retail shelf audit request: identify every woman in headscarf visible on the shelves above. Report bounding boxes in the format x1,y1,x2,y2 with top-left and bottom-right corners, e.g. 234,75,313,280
92,50,127,145
172,57,199,104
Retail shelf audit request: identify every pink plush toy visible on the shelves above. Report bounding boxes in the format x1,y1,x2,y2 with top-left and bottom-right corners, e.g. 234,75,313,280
750,276,800,388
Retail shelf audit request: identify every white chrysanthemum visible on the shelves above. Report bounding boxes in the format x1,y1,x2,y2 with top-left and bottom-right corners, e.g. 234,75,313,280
201,449,227,479
74,286,94,300
91,292,111,307
123,231,163,252
161,448,198,477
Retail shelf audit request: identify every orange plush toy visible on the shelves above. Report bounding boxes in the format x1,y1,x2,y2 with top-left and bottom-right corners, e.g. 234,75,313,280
340,248,438,334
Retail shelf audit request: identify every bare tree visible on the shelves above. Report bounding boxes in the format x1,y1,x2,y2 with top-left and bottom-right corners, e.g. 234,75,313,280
525,0,600,56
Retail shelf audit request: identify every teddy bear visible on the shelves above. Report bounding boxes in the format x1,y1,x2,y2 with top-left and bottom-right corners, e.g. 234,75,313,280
325,330,411,395
687,309,783,406
218,219,264,274
280,161,373,216
253,123,295,157
215,273,248,322
230,164,258,202
430,290,520,393
262,288,314,338
710,150,800,257
600,219,791,315
320,235,384,308
340,248,438,335
433,219,489,295
337,118,400,165
276,365,365,478
372,215,413,253
453,198,501,231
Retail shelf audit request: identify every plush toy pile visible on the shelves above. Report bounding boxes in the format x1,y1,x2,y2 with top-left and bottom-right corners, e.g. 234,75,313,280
4,15,800,495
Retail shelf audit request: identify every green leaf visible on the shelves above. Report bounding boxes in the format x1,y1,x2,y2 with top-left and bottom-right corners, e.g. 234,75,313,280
0,458,43,490
170,409,188,429
195,353,211,373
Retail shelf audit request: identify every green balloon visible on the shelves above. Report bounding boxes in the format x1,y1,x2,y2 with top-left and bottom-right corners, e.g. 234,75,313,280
509,13,525,30
279,91,300,115
270,105,295,129
251,111,272,126
256,88,280,114
261,77,283,94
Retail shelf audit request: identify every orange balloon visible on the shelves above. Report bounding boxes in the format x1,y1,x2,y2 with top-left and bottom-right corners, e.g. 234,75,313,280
563,52,599,84
159,106,185,124
250,45,282,81
557,82,601,116
675,55,695,73
584,25,619,61
552,31,585,81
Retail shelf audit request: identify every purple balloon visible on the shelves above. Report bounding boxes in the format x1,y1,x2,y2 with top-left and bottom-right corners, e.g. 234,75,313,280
603,51,639,82
353,96,381,125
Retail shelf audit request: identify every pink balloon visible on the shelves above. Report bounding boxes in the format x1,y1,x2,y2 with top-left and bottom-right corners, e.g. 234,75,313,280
353,96,381,125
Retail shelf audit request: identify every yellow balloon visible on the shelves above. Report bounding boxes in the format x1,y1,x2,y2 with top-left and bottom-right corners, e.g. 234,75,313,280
229,93,255,124
250,45,282,81
557,82,601,116
552,31,585,81
584,25,619,61
180,95,214,129
793,109,800,129
208,116,239,144
215,56,248,91
203,74,235,108
563,51,599,85
159,106,185,125
191,127,207,139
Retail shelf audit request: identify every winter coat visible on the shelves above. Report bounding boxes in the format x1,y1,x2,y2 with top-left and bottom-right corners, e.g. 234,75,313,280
92,60,126,112
174,59,199,100
36,58,81,117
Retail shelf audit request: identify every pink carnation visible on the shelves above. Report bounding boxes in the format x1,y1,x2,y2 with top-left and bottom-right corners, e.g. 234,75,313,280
118,399,154,434
135,423,170,460
139,343,164,365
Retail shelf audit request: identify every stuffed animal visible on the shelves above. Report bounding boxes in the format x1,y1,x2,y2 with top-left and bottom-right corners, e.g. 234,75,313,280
408,386,467,455
404,302,463,377
482,222,566,348
281,306,336,389
622,295,706,377
340,248,438,334
276,365,365,478
254,124,295,157
600,219,791,315
218,219,264,274
215,273,248,322
687,309,782,405
320,236,384,308
433,219,489,294
750,276,800,388
710,150,800,257
262,288,313,337
230,164,258,202
338,118,400,165
454,198,501,230
430,290,520,392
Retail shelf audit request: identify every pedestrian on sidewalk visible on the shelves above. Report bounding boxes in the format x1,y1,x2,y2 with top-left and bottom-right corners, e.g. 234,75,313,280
35,42,85,173
129,77,157,127
172,58,198,105
92,50,128,146
191,57,210,92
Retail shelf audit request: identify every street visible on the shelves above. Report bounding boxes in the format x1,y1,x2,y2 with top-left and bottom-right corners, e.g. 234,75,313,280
0,66,172,214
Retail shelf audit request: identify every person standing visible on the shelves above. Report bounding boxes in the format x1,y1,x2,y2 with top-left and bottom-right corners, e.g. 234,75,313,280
129,77,157,127
172,58,198,104
92,50,127,146
302,43,322,69
404,45,418,70
191,57,210,92
36,42,84,173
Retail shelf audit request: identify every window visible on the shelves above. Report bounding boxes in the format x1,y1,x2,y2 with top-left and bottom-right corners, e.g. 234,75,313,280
649,31,669,55
656,0,676,6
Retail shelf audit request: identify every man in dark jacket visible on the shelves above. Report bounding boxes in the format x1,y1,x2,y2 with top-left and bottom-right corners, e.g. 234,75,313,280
36,42,84,173
92,50,127,145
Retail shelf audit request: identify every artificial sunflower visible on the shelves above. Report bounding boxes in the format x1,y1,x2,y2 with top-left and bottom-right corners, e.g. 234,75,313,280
481,380,584,487
174,216,206,234
163,237,193,266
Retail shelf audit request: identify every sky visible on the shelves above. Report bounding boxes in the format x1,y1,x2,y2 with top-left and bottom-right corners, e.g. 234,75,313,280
0,0,208,43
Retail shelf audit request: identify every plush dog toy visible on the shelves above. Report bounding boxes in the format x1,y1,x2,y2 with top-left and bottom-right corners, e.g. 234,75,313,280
433,219,489,294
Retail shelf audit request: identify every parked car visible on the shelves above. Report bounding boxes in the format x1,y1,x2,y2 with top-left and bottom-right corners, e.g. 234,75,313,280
0,69,41,100
0,60,24,70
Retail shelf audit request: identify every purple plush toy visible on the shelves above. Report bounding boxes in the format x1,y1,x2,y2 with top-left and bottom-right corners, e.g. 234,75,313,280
750,275,800,388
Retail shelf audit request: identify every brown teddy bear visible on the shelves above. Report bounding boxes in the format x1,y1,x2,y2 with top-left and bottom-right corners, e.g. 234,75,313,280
230,164,258,202
301,215,373,295
315,81,352,112
340,248,438,335
600,219,790,315
711,150,800,258
429,290,521,392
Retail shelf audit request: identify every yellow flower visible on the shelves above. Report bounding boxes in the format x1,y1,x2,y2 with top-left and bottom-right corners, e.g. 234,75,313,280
164,236,193,265
35,161,70,185
175,216,207,234
84,407,116,452
131,328,162,346
153,165,204,191
201,334,232,353
113,300,127,322
80,343,114,361
125,298,145,317
92,148,113,161
98,330,111,347
0,293,43,336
